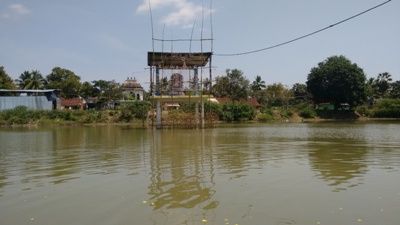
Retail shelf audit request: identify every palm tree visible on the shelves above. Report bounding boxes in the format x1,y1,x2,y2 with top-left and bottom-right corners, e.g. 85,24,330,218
251,75,266,93
17,70,46,90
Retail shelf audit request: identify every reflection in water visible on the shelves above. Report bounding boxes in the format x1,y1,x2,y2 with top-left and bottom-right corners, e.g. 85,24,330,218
308,143,368,191
1,124,400,225
306,125,370,191
148,130,218,210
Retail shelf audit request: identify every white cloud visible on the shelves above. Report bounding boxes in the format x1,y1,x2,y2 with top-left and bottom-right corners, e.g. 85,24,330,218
9,4,31,15
137,0,211,27
1,3,30,19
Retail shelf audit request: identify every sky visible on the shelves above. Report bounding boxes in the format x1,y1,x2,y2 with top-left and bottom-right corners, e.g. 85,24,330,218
0,0,399,90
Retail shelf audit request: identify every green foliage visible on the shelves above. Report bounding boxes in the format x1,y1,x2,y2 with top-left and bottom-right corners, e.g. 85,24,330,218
291,83,309,103
370,99,400,118
389,81,400,99
355,105,371,117
306,55,367,107
212,69,250,101
370,72,393,98
160,77,170,95
299,106,316,118
0,106,36,124
205,102,222,116
0,66,16,89
221,103,255,122
0,107,112,126
44,110,74,121
92,80,123,105
258,83,292,107
250,75,266,94
46,67,81,98
281,109,294,118
179,102,196,112
80,81,99,98
118,101,151,125
17,70,46,89
257,110,274,122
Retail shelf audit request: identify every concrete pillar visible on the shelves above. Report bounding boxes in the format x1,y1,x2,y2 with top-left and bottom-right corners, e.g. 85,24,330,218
150,67,153,96
156,67,160,96
201,101,205,129
195,102,199,128
156,101,162,129
194,68,199,95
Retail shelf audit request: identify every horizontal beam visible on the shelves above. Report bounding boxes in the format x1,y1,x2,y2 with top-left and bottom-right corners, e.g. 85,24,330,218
149,95,215,103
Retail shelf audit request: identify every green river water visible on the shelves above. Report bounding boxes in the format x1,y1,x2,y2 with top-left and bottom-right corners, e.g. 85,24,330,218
1,122,400,225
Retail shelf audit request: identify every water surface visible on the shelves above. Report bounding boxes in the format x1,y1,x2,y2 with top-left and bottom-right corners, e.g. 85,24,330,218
1,123,400,225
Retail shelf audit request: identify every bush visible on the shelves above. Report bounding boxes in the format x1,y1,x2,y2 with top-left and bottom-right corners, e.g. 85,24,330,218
281,109,294,118
43,110,69,121
355,105,371,117
78,110,106,123
299,106,316,118
117,101,151,123
370,99,400,118
257,113,274,122
221,103,256,122
204,102,222,117
0,106,37,125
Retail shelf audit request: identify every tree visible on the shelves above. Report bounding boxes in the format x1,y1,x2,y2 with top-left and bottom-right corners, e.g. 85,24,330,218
263,83,292,107
79,81,99,98
203,78,212,94
212,69,249,101
92,80,122,102
17,70,46,90
372,72,392,98
389,81,400,99
306,55,367,108
0,66,16,89
250,75,266,93
133,101,151,127
291,83,309,101
46,67,81,98
160,77,169,95
119,101,151,127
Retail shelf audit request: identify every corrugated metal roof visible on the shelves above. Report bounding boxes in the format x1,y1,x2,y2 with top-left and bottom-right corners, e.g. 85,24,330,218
0,89,58,93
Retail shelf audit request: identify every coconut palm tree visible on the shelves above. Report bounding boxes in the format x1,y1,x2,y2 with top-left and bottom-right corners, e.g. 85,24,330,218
251,75,266,93
17,70,46,90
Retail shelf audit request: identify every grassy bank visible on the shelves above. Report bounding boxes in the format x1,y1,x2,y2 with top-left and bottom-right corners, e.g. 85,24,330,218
0,106,145,127
2,100,400,128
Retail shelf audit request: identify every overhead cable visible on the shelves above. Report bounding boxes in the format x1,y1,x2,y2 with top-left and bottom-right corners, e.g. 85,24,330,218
214,0,392,56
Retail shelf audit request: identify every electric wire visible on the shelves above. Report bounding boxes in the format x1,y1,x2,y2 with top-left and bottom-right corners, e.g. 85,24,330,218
214,0,392,56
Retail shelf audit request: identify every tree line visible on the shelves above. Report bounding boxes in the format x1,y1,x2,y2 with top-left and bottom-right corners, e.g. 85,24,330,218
0,66,124,103
1,55,400,117
212,56,399,110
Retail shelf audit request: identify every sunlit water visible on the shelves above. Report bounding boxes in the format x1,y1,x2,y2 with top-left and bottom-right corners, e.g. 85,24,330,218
1,123,400,225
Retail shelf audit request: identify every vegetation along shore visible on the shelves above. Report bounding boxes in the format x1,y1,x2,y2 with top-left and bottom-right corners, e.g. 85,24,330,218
1,55,399,128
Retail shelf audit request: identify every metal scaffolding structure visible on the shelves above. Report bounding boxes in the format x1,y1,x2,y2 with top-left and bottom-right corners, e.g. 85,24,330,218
147,0,214,128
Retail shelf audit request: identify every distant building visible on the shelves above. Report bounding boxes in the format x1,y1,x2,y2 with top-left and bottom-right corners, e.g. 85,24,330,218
121,77,144,100
170,73,184,96
60,97,86,110
0,89,59,111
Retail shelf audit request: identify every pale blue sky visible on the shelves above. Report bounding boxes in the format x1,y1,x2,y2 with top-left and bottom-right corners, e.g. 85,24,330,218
1,0,399,90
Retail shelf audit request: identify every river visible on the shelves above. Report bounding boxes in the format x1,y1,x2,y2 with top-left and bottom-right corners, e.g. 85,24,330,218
1,123,400,225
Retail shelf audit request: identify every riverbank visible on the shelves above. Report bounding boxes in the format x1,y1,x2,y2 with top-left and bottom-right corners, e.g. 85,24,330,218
1,101,400,128
2,111,400,129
